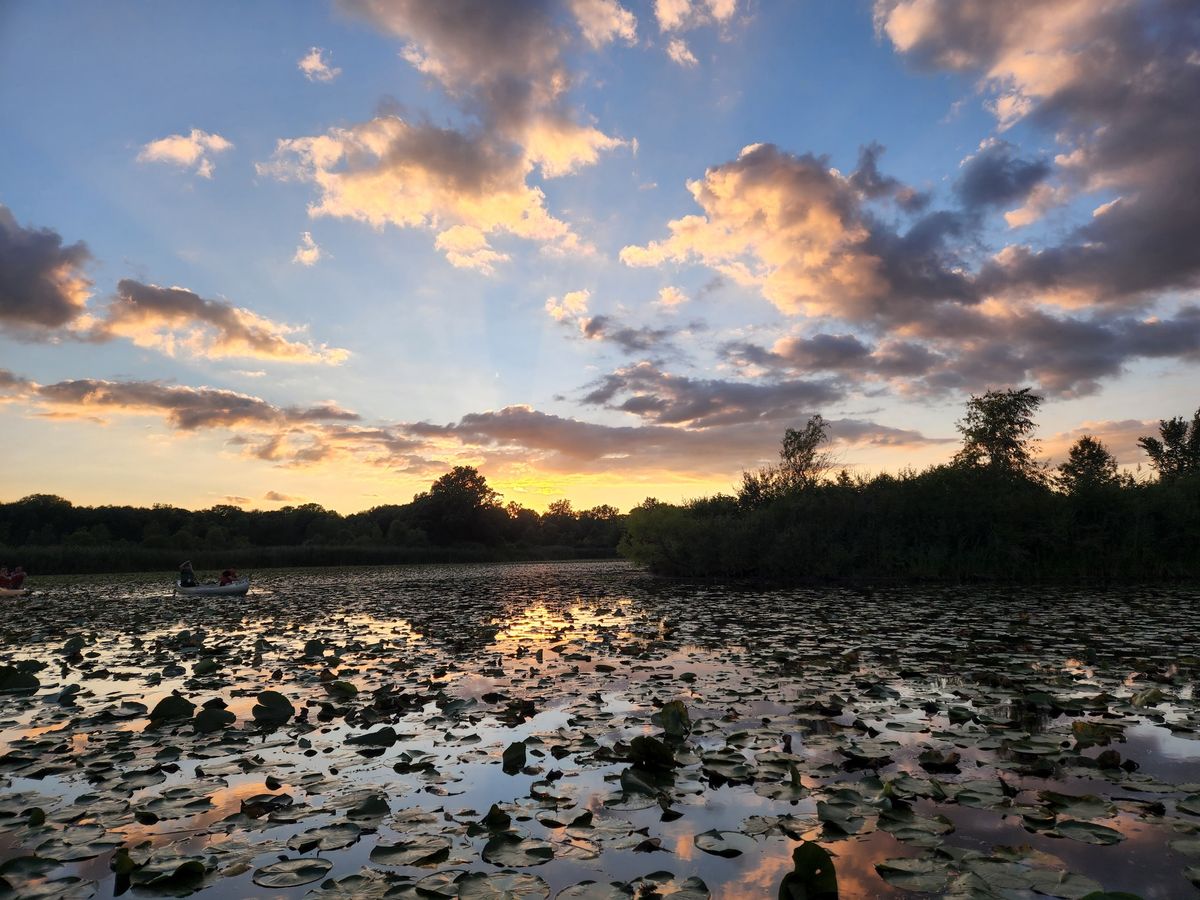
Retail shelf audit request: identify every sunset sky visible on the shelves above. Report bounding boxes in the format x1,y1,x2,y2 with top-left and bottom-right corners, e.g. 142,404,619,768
2,0,1198,512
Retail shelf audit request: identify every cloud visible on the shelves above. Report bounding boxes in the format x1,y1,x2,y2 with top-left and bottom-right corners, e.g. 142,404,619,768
435,224,509,273
955,138,1050,210
912,305,1200,397
654,0,738,33
1042,418,1159,466
723,333,943,382
335,0,625,175
578,315,674,353
657,286,688,307
406,402,943,477
259,115,585,269
0,205,92,331
298,47,341,82
292,232,322,266
263,490,305,502
877,0,1200,308
137,129,233,178
0,374,358,431
90,279,349,365
262,1,628,270
0,369,33,392
621,142,974,322
545,289,591,322
581,360,844,427
569,0,637,47
665,38,698,67
544,288,677,354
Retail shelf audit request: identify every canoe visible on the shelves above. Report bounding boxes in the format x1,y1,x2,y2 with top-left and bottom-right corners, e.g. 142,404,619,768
0,587,28,597
175,577,250,597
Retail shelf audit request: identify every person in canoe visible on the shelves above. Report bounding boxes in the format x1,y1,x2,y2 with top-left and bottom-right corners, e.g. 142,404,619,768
218,568,239,586
179,560,197,587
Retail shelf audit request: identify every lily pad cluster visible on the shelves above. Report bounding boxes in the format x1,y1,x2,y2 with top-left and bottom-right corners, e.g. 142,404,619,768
0,565,1197,897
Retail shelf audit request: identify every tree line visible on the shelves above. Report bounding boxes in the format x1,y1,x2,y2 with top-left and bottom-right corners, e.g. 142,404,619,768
619,390,1200,581
0,467,624,574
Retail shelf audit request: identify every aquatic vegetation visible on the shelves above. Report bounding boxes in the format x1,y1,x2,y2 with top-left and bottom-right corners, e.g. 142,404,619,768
0,562,1198,897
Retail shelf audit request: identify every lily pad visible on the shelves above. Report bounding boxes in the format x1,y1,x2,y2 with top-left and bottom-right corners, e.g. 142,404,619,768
252,857,334,888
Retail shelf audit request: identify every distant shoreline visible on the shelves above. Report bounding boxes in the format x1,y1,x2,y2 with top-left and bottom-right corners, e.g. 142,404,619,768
0,543,620,577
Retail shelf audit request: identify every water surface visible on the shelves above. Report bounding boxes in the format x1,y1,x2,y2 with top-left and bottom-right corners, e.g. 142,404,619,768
1,561,1198,898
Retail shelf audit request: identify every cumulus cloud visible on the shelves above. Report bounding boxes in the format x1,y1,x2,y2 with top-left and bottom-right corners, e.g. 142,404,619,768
665,38,698,67
298,47,341,82
261,1,629,270
293,232,322,266
259,115,585,270
621,142,974,322
654,0,738,33
545,289,591,322
337,0,625,173
955,138,1050,210
877,0,1200,307
657,286,688,307
137,129,233,178
0,205,92,331
569,0,637,47
90,279,349,364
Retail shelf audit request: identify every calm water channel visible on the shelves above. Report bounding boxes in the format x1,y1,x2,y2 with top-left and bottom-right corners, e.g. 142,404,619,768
1,560,1198,898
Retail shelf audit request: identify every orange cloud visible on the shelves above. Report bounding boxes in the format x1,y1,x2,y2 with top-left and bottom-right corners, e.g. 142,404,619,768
137,128,233,178
89,280,349,365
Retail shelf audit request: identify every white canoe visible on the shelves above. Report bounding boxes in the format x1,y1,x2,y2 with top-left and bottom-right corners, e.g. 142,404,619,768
0,587,28,597
175,577,250,597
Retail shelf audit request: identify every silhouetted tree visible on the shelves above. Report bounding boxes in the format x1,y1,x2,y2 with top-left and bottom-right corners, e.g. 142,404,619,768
1138,409,1200,480
1056,435,1121,493
411,466,504,544
739,415,832,505
953,387,1044,480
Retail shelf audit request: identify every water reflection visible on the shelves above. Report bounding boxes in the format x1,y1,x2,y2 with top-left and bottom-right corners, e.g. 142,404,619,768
0,563,1198,898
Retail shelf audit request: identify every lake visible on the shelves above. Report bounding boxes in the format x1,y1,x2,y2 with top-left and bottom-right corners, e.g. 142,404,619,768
1,560,1198,898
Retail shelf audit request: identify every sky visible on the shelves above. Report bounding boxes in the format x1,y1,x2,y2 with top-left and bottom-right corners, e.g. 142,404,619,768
1,0,1198,513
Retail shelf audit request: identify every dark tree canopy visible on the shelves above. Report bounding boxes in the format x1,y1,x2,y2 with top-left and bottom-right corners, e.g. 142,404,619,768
1056,435,1120,493
1138,410,1200,480
953,387,1044,480
739,414,832,506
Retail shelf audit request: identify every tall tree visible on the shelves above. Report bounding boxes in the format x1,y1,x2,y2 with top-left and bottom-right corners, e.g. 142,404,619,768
1138,409,1200,480
739,415,832,505
411,466,503,544
1056,435,1120,493
952,387,1044,480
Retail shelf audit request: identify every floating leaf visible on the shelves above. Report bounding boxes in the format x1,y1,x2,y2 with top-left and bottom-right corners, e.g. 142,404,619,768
692,830,755,858
457,871,550,899
482,833,555,867
503,741,527,773
287,822,362,852
252,858,334,888
370,836,451,867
